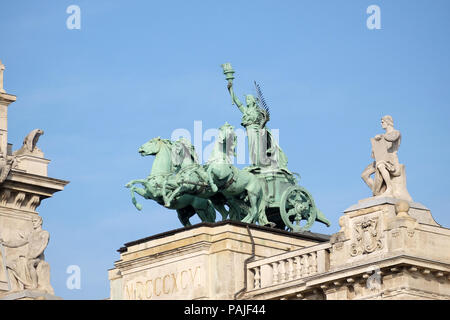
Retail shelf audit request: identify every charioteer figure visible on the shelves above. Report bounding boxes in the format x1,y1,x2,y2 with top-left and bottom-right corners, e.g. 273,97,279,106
221,63,288,172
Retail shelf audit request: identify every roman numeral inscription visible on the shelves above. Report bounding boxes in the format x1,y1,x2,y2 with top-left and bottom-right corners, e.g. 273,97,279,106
123,266,202,300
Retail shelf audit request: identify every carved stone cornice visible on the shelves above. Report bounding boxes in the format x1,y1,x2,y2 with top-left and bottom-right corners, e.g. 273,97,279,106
4,169,68,196
0,92,16,105
116,241,213,272
0,169,68,213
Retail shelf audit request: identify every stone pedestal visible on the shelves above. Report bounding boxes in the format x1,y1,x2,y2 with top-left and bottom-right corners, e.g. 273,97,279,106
108,221,329,300
14,154,50,176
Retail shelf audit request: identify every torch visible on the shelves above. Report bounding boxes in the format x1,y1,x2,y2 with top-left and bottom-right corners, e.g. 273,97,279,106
221,63,235,105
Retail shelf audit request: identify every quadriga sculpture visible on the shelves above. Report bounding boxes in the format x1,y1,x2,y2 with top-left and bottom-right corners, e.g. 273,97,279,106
125,63,331,232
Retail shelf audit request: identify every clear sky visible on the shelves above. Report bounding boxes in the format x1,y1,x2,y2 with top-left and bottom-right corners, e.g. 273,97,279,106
1,0,449,300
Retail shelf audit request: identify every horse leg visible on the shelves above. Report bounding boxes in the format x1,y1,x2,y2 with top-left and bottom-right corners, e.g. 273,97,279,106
204,200,217,223
162,179,179,207
244,179,272,226
125,179,147,188
165,186,182,207
176,207,195,227
192,198,216,223
206,166,218,192
241,190,259,224
227,199,245,221
257,198,273,227
250,183,272,227
162,179,170,205
212,201,229,221
129,186,148,211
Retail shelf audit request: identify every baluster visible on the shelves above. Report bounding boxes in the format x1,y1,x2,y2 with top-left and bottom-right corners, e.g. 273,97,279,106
253,267,261,289
278,260,286,282
287,258,294,281
272,262,279,285
310,252,318,274
294,256,301,278
301,255,309,276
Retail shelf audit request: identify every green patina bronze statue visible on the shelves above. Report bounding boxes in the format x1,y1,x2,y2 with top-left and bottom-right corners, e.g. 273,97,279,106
125,64,331,232
222,63,288,171
125,137,217,226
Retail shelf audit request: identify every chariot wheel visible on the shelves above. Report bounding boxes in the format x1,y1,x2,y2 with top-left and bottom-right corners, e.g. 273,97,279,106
280,185,318,232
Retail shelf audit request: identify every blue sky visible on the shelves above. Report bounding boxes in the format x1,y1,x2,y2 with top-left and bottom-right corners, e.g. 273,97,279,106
1,0,449,299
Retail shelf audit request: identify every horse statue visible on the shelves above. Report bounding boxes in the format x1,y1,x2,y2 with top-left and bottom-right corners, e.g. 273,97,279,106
163,123,271,226
125,137,216,226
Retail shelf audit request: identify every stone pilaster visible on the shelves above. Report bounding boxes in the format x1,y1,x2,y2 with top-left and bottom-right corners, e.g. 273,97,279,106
0,94,16,157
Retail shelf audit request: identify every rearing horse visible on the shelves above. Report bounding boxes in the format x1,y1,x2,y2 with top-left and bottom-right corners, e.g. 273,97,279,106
206,123,270,225
163,123,271,226
125,137,216,226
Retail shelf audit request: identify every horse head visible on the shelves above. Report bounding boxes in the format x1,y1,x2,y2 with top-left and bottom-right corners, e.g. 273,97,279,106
171,138,199,169
138,137,171,157
218,122,237,159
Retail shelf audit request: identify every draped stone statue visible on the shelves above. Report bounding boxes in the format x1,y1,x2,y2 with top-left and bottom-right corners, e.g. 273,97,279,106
222,63,288,171
361,115,412,202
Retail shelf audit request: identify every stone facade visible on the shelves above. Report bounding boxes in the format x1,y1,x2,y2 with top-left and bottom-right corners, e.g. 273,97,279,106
108,221,329,300
110,198,449,300
243,198,449,300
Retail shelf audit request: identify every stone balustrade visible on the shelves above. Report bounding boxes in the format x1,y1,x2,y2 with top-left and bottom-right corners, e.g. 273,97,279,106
247,243,331,291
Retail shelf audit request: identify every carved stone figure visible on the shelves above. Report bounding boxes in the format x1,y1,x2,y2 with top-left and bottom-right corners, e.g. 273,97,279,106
0,216,54,294
361,116,412,201
14,129,44,157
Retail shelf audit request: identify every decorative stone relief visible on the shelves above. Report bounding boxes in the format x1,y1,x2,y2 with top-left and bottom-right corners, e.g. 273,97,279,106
350,217,383,256
0,190,42,213
0,216,54,294
0,190,10,206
